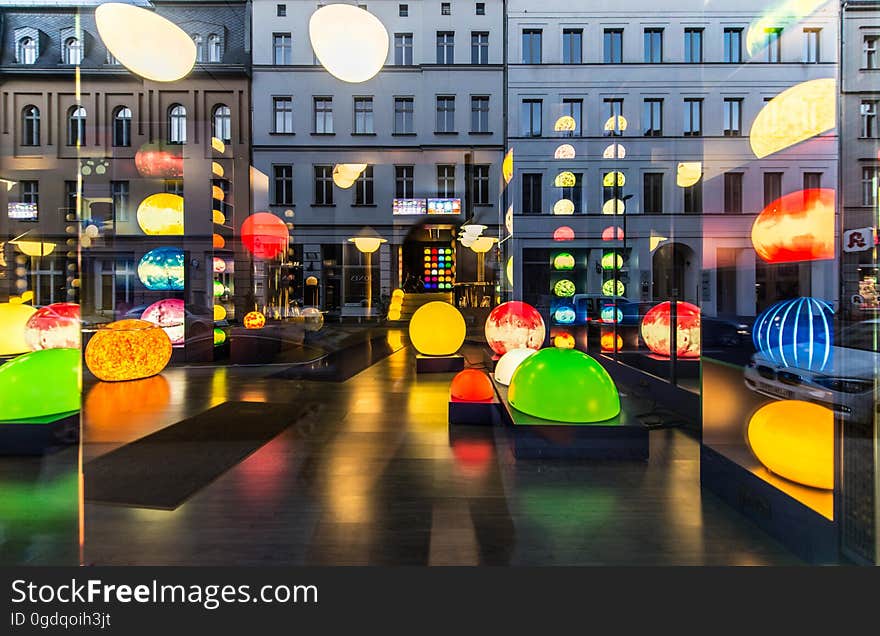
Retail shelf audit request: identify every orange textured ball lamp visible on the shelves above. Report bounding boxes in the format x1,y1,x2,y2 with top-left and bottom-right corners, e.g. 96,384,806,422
85,319,172,382
450,369,495,402
243,311,266,329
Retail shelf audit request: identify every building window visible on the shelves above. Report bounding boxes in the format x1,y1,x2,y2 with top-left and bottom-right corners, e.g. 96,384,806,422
862,100,879,138
193,34,204,62
273,33,292,64
395,165,414,198
399,4,408,17
67,105,86,146
803,28,820,63
437,31,454,64
865,36,878,69
763,172,783,207
561,98,582,137
354,97,374,134
476,2,485,15
522,173,542,214
354,166,374,205
643,99,662,136
437,165,455,197
683,181,702,214
604,29,623,63
604,98,624,135
106,50,119,65
644,28,663,63
395,33,413,65
273,97,294,133
207,34,222,62
470,96,489,133
113,106,132,147
277,4,287,17
436,96,455,132
862,167,878,207
521,99,542,136
273,165,293,206
723,28,742,63
17,36,37,64
522,29,542,63
643,173,663,214
315,165,333,205
314,97,333,134
473,165,490,205
766,28,782,63
63,37,83,65
394,97,414,134
111,180,130,222
683,99,702,136
723,98,742,136
167,104,187,144
212,104,231,143
563,29,583,64
441,2,451,15
804,172,822,191
20,180,38,208
560,173,583,214
165,179,184,196
21,105,40,146
471,31,489,64
724,172,743,213
684,28,703,63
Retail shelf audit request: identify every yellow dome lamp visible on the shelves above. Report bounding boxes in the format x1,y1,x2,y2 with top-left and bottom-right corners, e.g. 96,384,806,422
554,143,576,159
460,224,487,238
676,162,703,188
502,148,514,185
554,171,577,188
348,228,387,316
554,115,577,133
333,163,367,189
603,114,628,134
602,143,626,159
11,240,55,257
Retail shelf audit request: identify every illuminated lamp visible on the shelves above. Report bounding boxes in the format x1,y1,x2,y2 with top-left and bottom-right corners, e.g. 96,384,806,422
493,348,537,386
602,199,624,215
749,78,835,158
603,171,625,187
24,303,80,350
391,288,405,300
213,305,227,321
650,232,669,252
460,235,475,248
349,236,386,253
242,212,289,259
460,224,487,237
747,399,833,490
507,348,621,423
303,307,324,332
307,276,319,287
136,193,184,236
640,301,701,358
554,279,575,298
506,256,514,286
554,115,576,132
553,305,576,324
751,188,835,264
409,302,466,356
211,137,226,154
212,185,225,201
0,348,80,422
553,199,575,215
243,311,266,330
213,234,226,249
95,3,196,82
602,143,625,159
211,161,224,178
601,226,624,241
676,162,702,188
388,310,401,321
554,144,576,159
13,241,55,257
212,209,226,225
0,303,37,355
213,328,227,345
602,252,623,270
309,4,389,83
553,332,576,349
140,298,185,346
212,257,227,274
553,226,575,241
603,115,627,133
333,163,367,188
469,236,496,253
601,331,623,352
450,369,495,402
602,279,625,296
554,171,576,188
502,148,514,184
85,319,172,382
134,142,183,178
137,247,184,291
600,306,623,323
553,253,575,270
213,281,225,297
752,297,833,371
484,301,545,355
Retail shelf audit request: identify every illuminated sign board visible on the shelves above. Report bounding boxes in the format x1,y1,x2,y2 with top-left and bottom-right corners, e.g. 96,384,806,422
427,198,461,215
392,198,427,215
8,202,37,220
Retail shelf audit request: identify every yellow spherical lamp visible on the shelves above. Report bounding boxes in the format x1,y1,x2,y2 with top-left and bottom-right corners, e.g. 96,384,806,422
84,319,172,382
213,305,227,321
309,4,389,83
136,193,184,235
408,302,466,356
0,302,38,355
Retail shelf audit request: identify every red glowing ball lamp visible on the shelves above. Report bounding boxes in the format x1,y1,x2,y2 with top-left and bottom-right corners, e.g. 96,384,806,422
553,226,575,241
241,212,289,260
450,369,495,402
640,301,701,358
751,189,835,264
601,331,623,352
602,226,625,241
134,143,183,178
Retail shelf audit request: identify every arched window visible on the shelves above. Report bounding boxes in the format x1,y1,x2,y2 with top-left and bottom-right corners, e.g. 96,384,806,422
113,106,132,147
63,37,83,65
168,104,187,144
17,37,37,64
207,34,222,62
212,104,231,143
21,105,40,146
192,34,204,62
67,105,86,146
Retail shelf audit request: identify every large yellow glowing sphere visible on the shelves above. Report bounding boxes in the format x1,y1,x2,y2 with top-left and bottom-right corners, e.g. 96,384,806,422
0,303,37,355
309,4,389,83
408,302,466,356
554,171,576,188
84,319,172,382
136,193,184,235
676,162,703,188
553,199,574,215
747,400,833,490
750,78,836,159
95,3,197,82
213,305,227,321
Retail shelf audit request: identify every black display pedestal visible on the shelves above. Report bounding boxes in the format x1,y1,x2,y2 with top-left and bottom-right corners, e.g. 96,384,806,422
0,412,79,456
448,396,500,425
416,354,465,373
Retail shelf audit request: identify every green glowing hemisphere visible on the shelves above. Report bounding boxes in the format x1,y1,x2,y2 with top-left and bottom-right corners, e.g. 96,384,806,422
0,348,81,422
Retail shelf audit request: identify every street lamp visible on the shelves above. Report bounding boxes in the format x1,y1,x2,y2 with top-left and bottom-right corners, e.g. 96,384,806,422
468,236,497,283
348,233,386,317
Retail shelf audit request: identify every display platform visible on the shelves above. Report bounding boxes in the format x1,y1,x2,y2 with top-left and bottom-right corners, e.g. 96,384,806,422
417,354,465,373
491,378,648,460
448,394,500,425
701,444,837,563
0,411,79,456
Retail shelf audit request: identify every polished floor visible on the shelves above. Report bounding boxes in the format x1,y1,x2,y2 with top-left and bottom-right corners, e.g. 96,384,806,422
2,331,801,565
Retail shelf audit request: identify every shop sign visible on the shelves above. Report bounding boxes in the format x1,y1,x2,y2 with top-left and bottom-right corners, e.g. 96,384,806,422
843,227,875,253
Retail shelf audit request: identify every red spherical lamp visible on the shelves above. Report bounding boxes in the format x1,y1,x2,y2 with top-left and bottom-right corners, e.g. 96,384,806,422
241,212,289,260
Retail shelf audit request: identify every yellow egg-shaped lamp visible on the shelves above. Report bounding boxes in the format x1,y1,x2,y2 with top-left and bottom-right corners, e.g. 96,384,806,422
554,144,575,159
554,115,576,132
749,78,836,159
554,171,576,188
136,193,184,235
602,199,624,215
747,400,833,490
95,3,196,82
676,162,703,188
212,209,226,225
0,302,37,355
309,4,389,83
84,319,172,382
391,288,405,300
502,148,514,184
603,115,627,133
602,143,625,159
553,199,574,215
213,305,227,321
408,301,466,356
603,171,625,187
